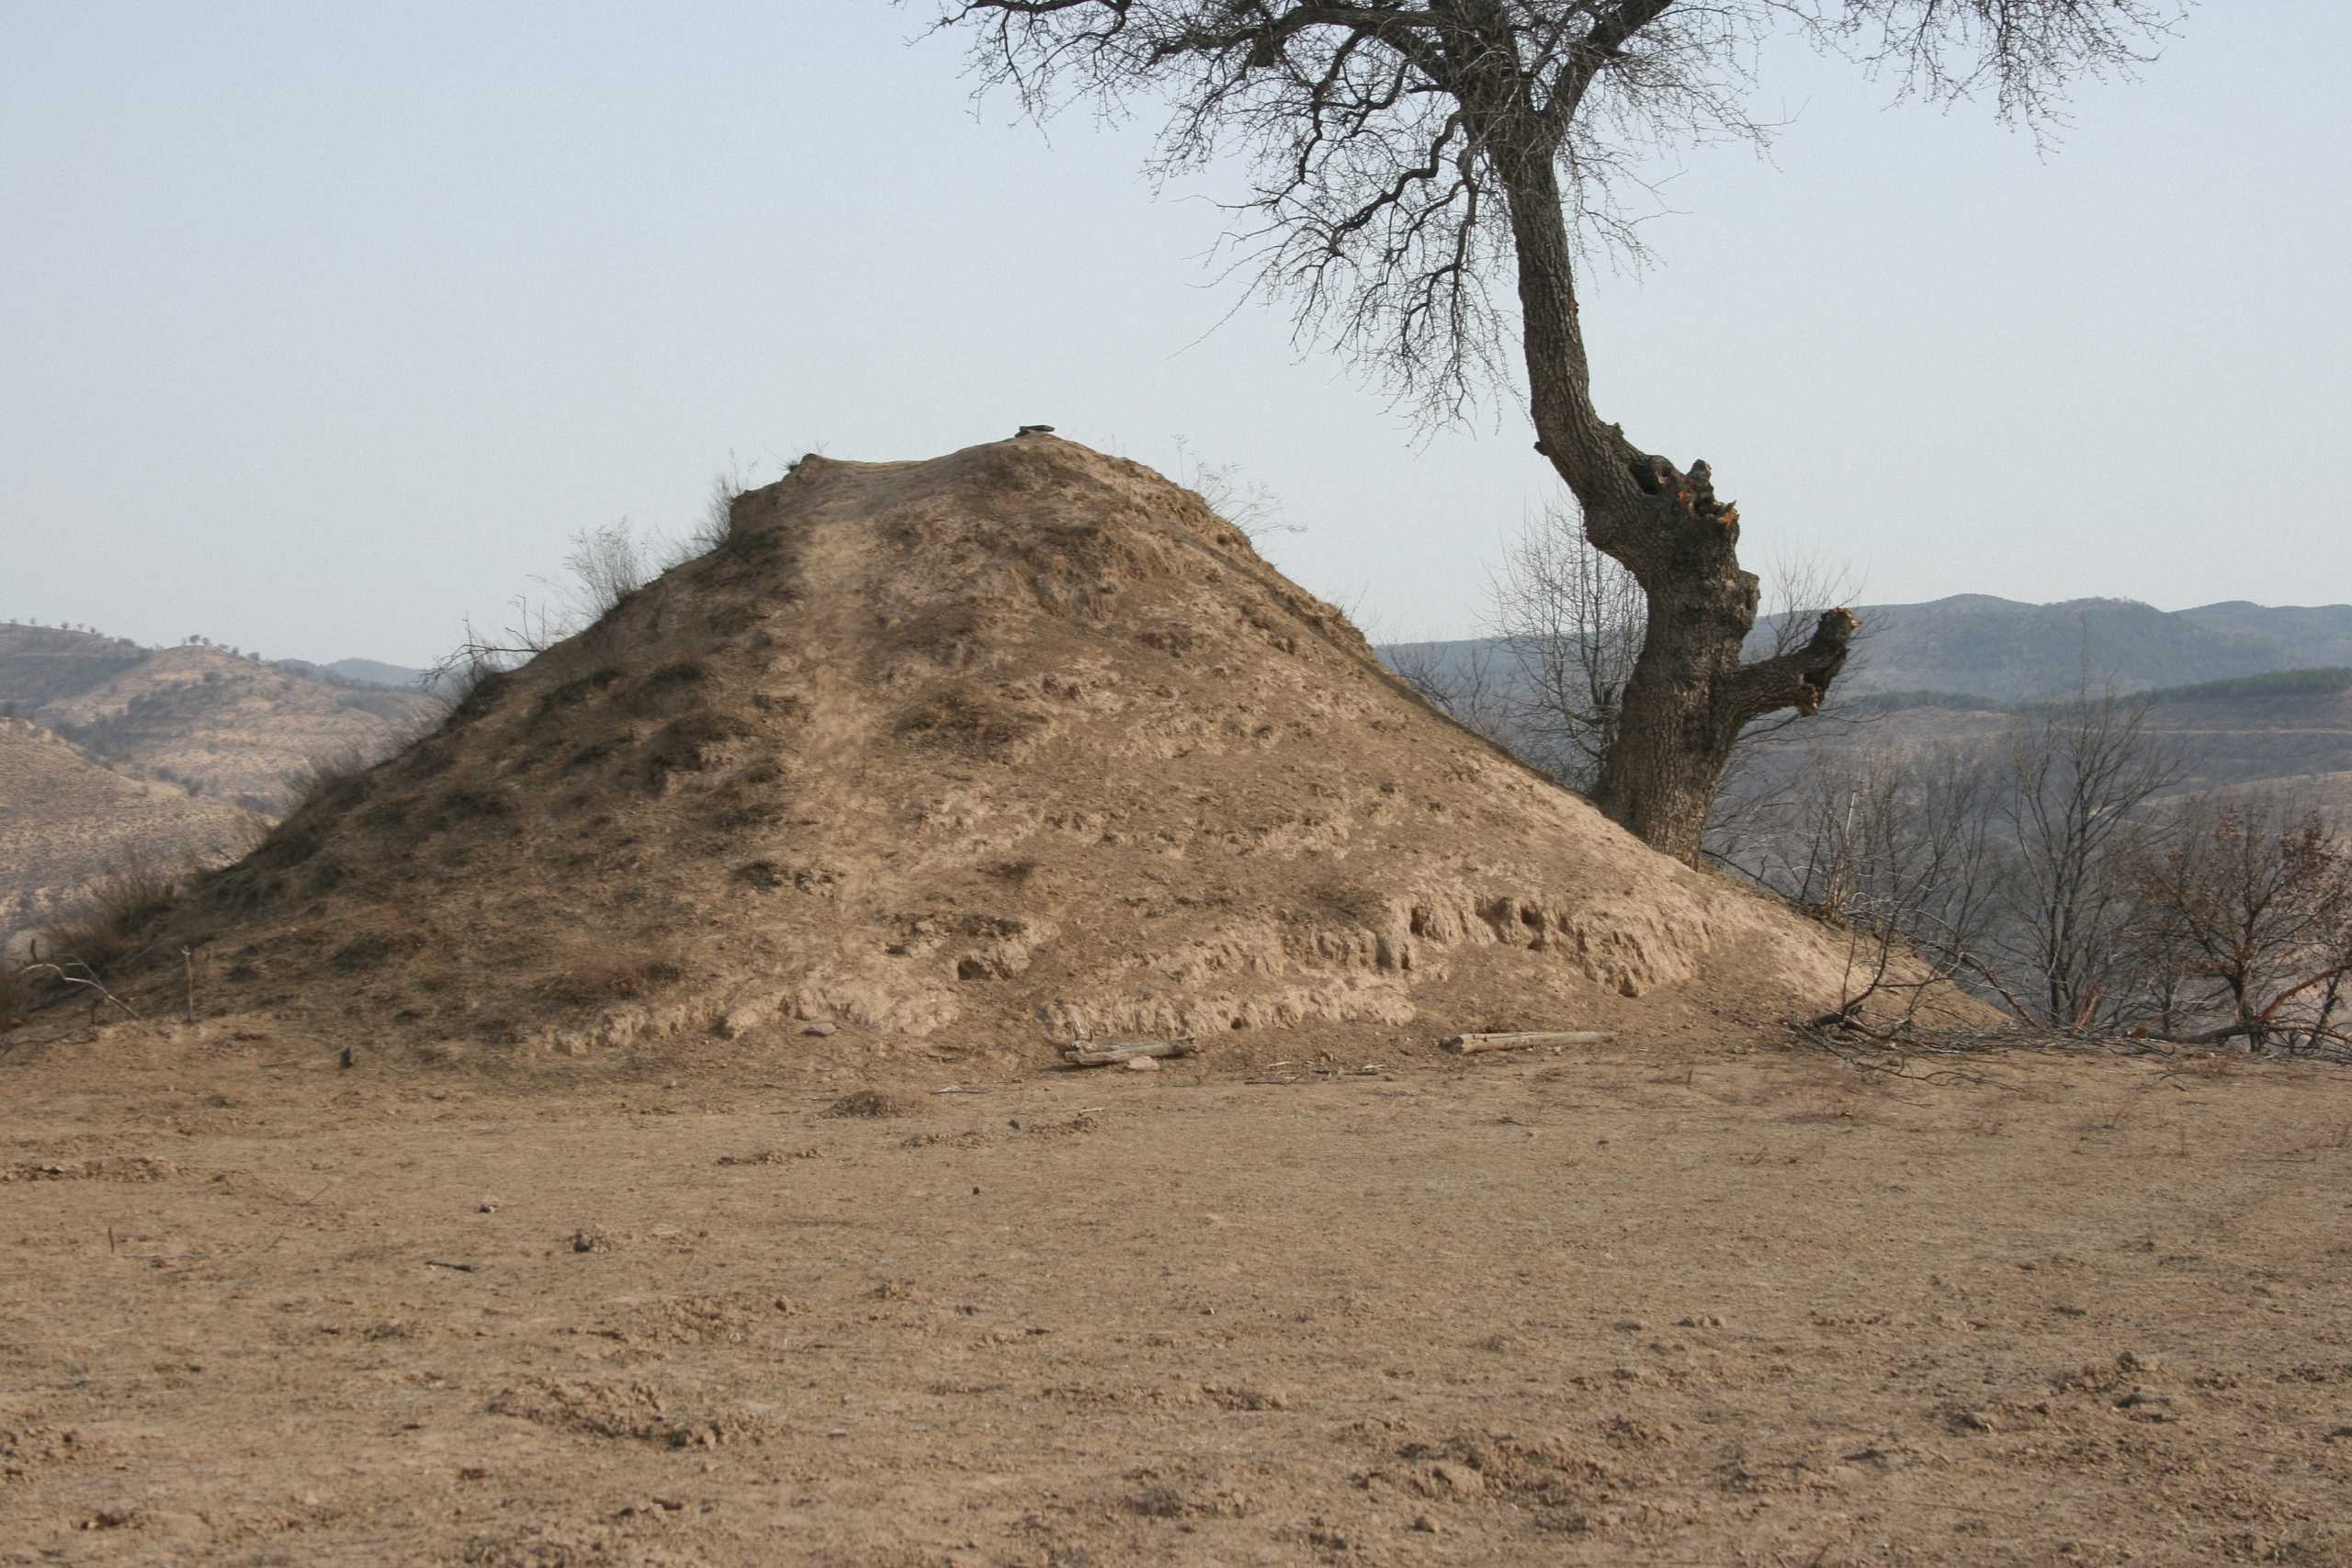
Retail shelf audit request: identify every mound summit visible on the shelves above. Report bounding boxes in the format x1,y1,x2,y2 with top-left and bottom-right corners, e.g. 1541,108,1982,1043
102,434,1871,1066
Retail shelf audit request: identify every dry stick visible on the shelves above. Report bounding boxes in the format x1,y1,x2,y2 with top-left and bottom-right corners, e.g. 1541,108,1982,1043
18,961,146,1031
1060,1038,1198,1067
1442,1030,1616,1055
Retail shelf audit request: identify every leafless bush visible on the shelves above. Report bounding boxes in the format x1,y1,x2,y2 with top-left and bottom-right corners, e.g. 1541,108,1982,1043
684,467,748,558
1984,682,2179,1031
429,506,704,691
1173,437,1295,541
2130,790,2352,1052
556,519,654,628
277,738,400,817
1478,494,1645,790
1383,637,1520,754
426,596,565,694
1759,739,2007,1032
34,854,184,980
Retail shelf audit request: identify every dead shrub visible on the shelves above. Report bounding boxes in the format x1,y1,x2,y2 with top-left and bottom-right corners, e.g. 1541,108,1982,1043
36,856,184,977
280,744,380,818
681,460,757,559
561,521,654,626
823,1090,918,1120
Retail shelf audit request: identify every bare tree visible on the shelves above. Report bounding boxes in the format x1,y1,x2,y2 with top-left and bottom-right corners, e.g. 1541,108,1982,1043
1464,497,1864,819
1480,493,1645,789
2131,791,2352,1052
1385,635,1521,753
1988,681,2177,1031
1774,736,2006,1032
924,0,2171,861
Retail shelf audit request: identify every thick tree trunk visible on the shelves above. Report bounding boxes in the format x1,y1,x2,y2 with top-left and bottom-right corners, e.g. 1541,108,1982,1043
1582,494,1858,863
1494,130,1856,863
1586,509,1751,863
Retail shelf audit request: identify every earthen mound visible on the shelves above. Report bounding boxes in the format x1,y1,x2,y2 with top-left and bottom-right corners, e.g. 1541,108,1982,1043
78,435,1881,1066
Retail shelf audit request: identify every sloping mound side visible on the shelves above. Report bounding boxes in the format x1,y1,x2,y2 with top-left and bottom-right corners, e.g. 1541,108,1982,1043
80,435,1871,1065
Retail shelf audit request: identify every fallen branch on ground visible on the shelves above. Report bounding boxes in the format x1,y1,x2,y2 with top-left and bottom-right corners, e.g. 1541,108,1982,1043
18,959,147,1031
1060,1037,1198,1067
1442,1031,1616,1055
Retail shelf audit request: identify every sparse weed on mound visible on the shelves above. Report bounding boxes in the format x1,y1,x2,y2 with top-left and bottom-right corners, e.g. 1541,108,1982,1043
279,743,383,818
33,854,184,981
681,460,756,560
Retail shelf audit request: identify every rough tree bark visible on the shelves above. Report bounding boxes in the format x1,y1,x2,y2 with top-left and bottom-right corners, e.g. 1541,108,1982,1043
927,0,2162,863
1496,130,1855,862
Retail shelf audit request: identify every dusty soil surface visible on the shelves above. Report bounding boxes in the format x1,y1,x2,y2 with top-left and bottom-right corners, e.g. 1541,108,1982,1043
4,1036,2347,1566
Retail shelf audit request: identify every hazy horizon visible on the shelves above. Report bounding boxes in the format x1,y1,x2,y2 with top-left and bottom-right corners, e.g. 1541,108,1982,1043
6,2,2347,666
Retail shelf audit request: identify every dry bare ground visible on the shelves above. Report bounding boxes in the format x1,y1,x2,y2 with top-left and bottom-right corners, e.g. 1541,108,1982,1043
2,1034,2346,1567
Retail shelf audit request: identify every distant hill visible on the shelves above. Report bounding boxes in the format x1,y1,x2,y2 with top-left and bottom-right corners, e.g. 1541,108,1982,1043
322,657,432,689
0,624,150,710
1750,595,2352,703
0,718,264,957
1386,595,2352,713
0,625,441,813
1381,600,2352,822
1724,671,2352,821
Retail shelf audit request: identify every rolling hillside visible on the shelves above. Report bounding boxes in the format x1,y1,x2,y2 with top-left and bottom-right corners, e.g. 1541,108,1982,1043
1755,594,2352,702
0,718,264,956
1,625,440,812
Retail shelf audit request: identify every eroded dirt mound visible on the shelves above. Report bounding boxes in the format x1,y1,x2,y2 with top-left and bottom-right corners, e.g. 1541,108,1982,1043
79,434,1883,1066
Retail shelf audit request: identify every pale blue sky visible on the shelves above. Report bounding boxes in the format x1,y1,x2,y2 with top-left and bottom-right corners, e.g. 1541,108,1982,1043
4,2,2346,666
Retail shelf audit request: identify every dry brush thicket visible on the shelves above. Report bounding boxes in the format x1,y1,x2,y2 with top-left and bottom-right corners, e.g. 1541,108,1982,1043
1396,563,2351,1057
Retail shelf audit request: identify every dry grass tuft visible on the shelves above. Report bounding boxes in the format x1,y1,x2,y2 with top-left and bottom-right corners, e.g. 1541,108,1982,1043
279,745,380,818
824,1090,920,1120
35,855,183,976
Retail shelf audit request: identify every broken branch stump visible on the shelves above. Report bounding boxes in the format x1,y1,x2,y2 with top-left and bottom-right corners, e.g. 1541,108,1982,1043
1060,1038,1198,1067
1442,1031,1617,1055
